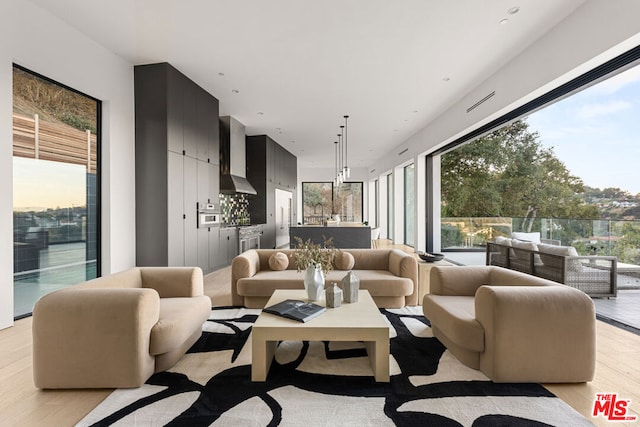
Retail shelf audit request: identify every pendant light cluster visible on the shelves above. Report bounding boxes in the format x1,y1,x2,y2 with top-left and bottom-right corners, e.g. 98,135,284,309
334,115,350,186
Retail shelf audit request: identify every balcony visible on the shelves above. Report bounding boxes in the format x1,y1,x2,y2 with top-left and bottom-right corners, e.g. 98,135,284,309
441,217,640,332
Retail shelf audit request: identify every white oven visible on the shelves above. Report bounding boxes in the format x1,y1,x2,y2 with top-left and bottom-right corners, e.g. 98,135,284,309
197,203,220,228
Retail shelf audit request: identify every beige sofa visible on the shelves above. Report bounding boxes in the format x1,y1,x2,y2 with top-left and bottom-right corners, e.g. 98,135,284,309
423,265,596,383
32,267,212,389
232,249,418,308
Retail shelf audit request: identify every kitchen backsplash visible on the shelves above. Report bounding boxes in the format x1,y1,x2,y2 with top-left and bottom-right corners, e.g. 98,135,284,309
219,193,251,225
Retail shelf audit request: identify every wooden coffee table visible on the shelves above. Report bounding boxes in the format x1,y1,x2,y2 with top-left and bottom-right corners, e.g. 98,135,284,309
251,289,390,382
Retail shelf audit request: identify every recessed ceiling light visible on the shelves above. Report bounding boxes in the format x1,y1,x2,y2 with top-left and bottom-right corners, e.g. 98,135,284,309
231,89,239,94
413,110,418,113
443,77,450,82
218,72,225,77
500,18,509,25
257,112,264,115
276,127,281,131
393,129,399,132
508,6,520,14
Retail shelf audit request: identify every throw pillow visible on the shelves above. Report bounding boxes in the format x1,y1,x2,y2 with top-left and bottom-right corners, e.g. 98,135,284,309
268,252,289,271
510,239,539,265
494,236,512,246
511,232,542,244
334,251,355,270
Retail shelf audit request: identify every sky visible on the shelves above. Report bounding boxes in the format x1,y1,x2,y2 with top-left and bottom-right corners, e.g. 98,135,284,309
13,157,86,211
526,64,640,196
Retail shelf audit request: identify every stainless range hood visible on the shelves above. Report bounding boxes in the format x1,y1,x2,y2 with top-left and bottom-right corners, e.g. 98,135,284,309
219,116,257,195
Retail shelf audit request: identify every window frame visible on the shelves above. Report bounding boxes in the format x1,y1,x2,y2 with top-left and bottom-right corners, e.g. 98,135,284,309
301,181,364,224
12,63,102,319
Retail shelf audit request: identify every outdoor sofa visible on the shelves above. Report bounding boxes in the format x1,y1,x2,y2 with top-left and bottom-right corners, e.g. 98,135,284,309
486,236,617,297
231,248,418,308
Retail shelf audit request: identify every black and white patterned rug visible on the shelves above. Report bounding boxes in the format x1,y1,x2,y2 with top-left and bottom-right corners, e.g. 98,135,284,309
77,307,592,426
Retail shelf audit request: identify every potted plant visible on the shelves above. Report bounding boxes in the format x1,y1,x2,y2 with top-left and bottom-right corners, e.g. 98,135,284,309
291,236,338,300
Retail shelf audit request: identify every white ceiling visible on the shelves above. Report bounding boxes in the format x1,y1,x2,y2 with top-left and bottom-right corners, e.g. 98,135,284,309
29,0,585,168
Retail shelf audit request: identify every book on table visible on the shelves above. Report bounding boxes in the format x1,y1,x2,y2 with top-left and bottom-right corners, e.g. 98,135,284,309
263,299,327,323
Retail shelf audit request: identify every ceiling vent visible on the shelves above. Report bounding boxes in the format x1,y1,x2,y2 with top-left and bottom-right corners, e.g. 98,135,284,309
398,148,409,156
467,91,496,113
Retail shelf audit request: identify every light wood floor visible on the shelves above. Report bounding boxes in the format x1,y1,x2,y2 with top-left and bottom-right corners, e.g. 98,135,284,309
1,264,639,426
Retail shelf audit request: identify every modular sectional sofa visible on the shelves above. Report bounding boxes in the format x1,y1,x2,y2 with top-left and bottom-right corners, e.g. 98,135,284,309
32,267,212,389
486,236,617,297
231,248,418,308
423,265,596,383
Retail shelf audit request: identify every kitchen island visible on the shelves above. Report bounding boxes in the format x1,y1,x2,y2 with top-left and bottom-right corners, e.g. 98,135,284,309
289,225,372,249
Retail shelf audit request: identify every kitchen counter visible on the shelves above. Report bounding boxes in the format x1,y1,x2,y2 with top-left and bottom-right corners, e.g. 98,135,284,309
289,225,372,249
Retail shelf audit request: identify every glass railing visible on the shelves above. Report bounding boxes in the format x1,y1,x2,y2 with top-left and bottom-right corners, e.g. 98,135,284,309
441,216,640,265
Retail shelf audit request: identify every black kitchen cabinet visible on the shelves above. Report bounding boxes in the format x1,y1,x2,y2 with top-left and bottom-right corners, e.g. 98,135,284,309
219,227,239,267
135,62,221,271
246,135,297,249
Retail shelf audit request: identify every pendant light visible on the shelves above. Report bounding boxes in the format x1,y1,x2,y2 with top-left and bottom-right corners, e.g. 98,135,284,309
343,115,350,178
334,140,340,186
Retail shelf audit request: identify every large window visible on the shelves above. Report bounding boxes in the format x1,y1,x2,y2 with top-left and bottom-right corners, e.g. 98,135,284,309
438,47,640,261
302,182,363,224
12,65,100,318
404,164,415,246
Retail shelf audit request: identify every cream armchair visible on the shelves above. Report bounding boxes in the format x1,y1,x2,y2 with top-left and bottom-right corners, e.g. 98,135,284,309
32,267,212,389
423,266,596,383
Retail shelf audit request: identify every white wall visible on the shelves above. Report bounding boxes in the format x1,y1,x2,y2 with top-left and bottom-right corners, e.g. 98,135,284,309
0,1,136,329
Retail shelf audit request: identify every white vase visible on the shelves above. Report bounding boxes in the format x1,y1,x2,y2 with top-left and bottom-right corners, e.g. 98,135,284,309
304,264,325,301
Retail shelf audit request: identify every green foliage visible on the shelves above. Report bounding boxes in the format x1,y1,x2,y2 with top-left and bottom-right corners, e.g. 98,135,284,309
441,120,598,229
441,224,465,248
59,112,97,134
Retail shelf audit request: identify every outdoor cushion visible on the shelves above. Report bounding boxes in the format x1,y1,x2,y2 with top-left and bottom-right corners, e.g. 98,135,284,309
511,232,541,243
537,243,582,272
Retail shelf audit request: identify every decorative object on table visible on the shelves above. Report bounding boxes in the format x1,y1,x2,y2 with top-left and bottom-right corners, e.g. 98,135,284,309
263,299,326,323
417,251,444,262
341,271,360,303
292,236,338,301
303,264,325,301
326,282,342,308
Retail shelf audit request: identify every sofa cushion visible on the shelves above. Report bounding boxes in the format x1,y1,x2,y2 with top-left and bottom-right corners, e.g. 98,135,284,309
268,252,289,271
509,239,539,270
150,296,211,356
328,270,413,297
237,270,307,297
536,243,582,273
423,295,484,352
334,251,355,270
